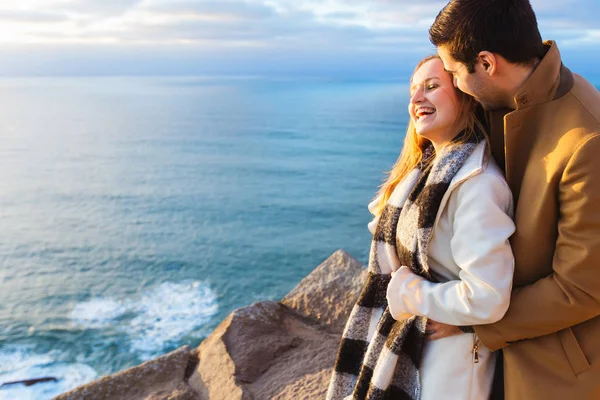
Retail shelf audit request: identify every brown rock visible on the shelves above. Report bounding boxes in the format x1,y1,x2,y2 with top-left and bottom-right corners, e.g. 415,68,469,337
270,369,335,400
188,249,367,399
144,382,199,400
188,301,342,400
246,312,341,400
53,346,195,400
188,301,302,399
281,249,367,333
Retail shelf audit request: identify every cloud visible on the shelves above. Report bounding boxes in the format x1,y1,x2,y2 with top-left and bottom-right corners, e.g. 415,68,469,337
0,0,597,49
295,0,447,28
0,0,438,48
0,10,68,24
531,0,599,29
141,1,277,20
50,0,143,17
0,0,597,76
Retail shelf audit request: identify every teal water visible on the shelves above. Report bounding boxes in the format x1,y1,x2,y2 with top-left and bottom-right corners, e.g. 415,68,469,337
0,76,408,398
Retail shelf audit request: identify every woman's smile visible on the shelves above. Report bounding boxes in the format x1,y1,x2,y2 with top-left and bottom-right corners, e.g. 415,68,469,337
415,106,436,121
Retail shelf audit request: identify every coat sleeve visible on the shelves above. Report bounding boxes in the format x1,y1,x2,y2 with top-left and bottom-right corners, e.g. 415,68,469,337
386,169,516,326
367,195,382,235
475,134,600,351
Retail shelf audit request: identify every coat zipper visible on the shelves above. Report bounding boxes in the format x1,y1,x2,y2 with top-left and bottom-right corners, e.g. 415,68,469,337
472,334,480,364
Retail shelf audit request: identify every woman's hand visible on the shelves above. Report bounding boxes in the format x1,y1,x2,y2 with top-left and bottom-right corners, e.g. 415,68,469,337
425,319,462,340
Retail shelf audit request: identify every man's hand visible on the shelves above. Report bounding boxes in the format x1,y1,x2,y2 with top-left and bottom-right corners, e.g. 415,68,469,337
425,319,462,340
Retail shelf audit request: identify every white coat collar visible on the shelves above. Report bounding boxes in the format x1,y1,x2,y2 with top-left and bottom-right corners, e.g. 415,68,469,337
430,140,488,231
448,140,487,188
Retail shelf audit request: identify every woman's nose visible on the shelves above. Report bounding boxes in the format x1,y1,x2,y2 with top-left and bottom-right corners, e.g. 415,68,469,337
410,86,424,104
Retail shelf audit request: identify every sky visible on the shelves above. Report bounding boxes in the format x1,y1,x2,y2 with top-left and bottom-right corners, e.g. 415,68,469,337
0,0,599,78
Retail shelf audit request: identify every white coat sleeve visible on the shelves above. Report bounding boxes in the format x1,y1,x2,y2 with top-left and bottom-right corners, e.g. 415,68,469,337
367,195,382,235
386,171,516,325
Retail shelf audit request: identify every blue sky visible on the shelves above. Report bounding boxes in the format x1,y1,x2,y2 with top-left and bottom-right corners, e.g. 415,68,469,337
1,0,599,78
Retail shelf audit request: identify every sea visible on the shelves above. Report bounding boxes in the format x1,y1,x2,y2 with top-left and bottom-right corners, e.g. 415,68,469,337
0,75,410,399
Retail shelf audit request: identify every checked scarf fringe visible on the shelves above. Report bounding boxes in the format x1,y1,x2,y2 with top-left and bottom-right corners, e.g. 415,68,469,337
326,134,480,400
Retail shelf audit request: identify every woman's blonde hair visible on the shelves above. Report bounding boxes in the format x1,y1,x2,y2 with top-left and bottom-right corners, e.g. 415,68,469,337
372,55,488,216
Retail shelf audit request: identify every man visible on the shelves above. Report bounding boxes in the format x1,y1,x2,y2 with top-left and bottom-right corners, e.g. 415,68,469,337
427,0,600,398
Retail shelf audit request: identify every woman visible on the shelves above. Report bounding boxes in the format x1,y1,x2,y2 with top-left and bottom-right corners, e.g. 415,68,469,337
326,55,515,400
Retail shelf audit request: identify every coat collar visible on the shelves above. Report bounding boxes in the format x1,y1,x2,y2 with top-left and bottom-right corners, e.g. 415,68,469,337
449,140,487,187
512,40,574,110
431,140,488,230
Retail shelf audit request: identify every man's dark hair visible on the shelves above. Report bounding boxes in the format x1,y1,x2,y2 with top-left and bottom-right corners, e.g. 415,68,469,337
429,0,545,73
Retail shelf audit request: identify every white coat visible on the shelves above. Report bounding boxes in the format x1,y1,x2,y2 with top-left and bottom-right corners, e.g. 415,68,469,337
371,141,516,400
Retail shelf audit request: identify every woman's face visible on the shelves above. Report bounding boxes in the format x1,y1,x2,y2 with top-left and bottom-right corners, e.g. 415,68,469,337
408,58,462,144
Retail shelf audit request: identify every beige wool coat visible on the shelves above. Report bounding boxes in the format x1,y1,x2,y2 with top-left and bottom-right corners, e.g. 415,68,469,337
474,41,600,399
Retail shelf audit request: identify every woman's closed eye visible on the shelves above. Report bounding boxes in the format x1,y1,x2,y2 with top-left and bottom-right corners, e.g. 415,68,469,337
409,83,438,96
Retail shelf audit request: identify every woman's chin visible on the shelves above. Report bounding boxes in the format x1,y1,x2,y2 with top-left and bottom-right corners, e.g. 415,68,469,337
415,128,432,140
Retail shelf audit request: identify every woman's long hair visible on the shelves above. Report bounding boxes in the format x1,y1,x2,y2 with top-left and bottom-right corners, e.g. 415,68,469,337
371,55,488,216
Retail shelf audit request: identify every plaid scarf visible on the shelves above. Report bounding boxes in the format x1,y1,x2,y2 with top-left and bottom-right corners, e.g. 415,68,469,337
326,135,479,400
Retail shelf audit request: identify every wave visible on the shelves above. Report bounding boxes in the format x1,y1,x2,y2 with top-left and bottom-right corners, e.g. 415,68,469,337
0,345,97,400
71,298,128,328
71,280,219,360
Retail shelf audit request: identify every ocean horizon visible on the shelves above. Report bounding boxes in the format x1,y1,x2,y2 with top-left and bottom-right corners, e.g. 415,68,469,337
1,74,598,399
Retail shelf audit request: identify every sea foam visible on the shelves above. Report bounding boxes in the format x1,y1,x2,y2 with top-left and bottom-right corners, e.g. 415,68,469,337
0,346,97,400
71,280,218,359
71,298,128,328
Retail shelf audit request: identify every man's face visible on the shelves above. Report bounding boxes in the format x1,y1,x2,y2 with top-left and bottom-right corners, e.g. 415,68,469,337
437,45,505,110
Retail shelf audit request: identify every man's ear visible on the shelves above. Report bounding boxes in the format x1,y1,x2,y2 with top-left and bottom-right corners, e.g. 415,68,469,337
477,51,497,76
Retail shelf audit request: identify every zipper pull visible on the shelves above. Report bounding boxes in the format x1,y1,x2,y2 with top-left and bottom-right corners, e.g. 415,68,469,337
472,342,479,364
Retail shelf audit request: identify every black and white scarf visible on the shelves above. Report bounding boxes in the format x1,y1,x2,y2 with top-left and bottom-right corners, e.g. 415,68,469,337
326,134,480,400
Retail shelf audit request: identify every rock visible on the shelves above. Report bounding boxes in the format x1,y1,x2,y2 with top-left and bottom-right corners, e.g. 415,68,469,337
188,301,342,400
268,369,335,400
188,249,367,400
144,383,199,400
245,314,341,400
143,382,199,400
1,377,58,388
54,346,195,400
282,249,367,333
188,301,301,399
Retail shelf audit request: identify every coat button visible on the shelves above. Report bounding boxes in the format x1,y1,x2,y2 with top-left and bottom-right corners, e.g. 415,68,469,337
517,94,528,105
